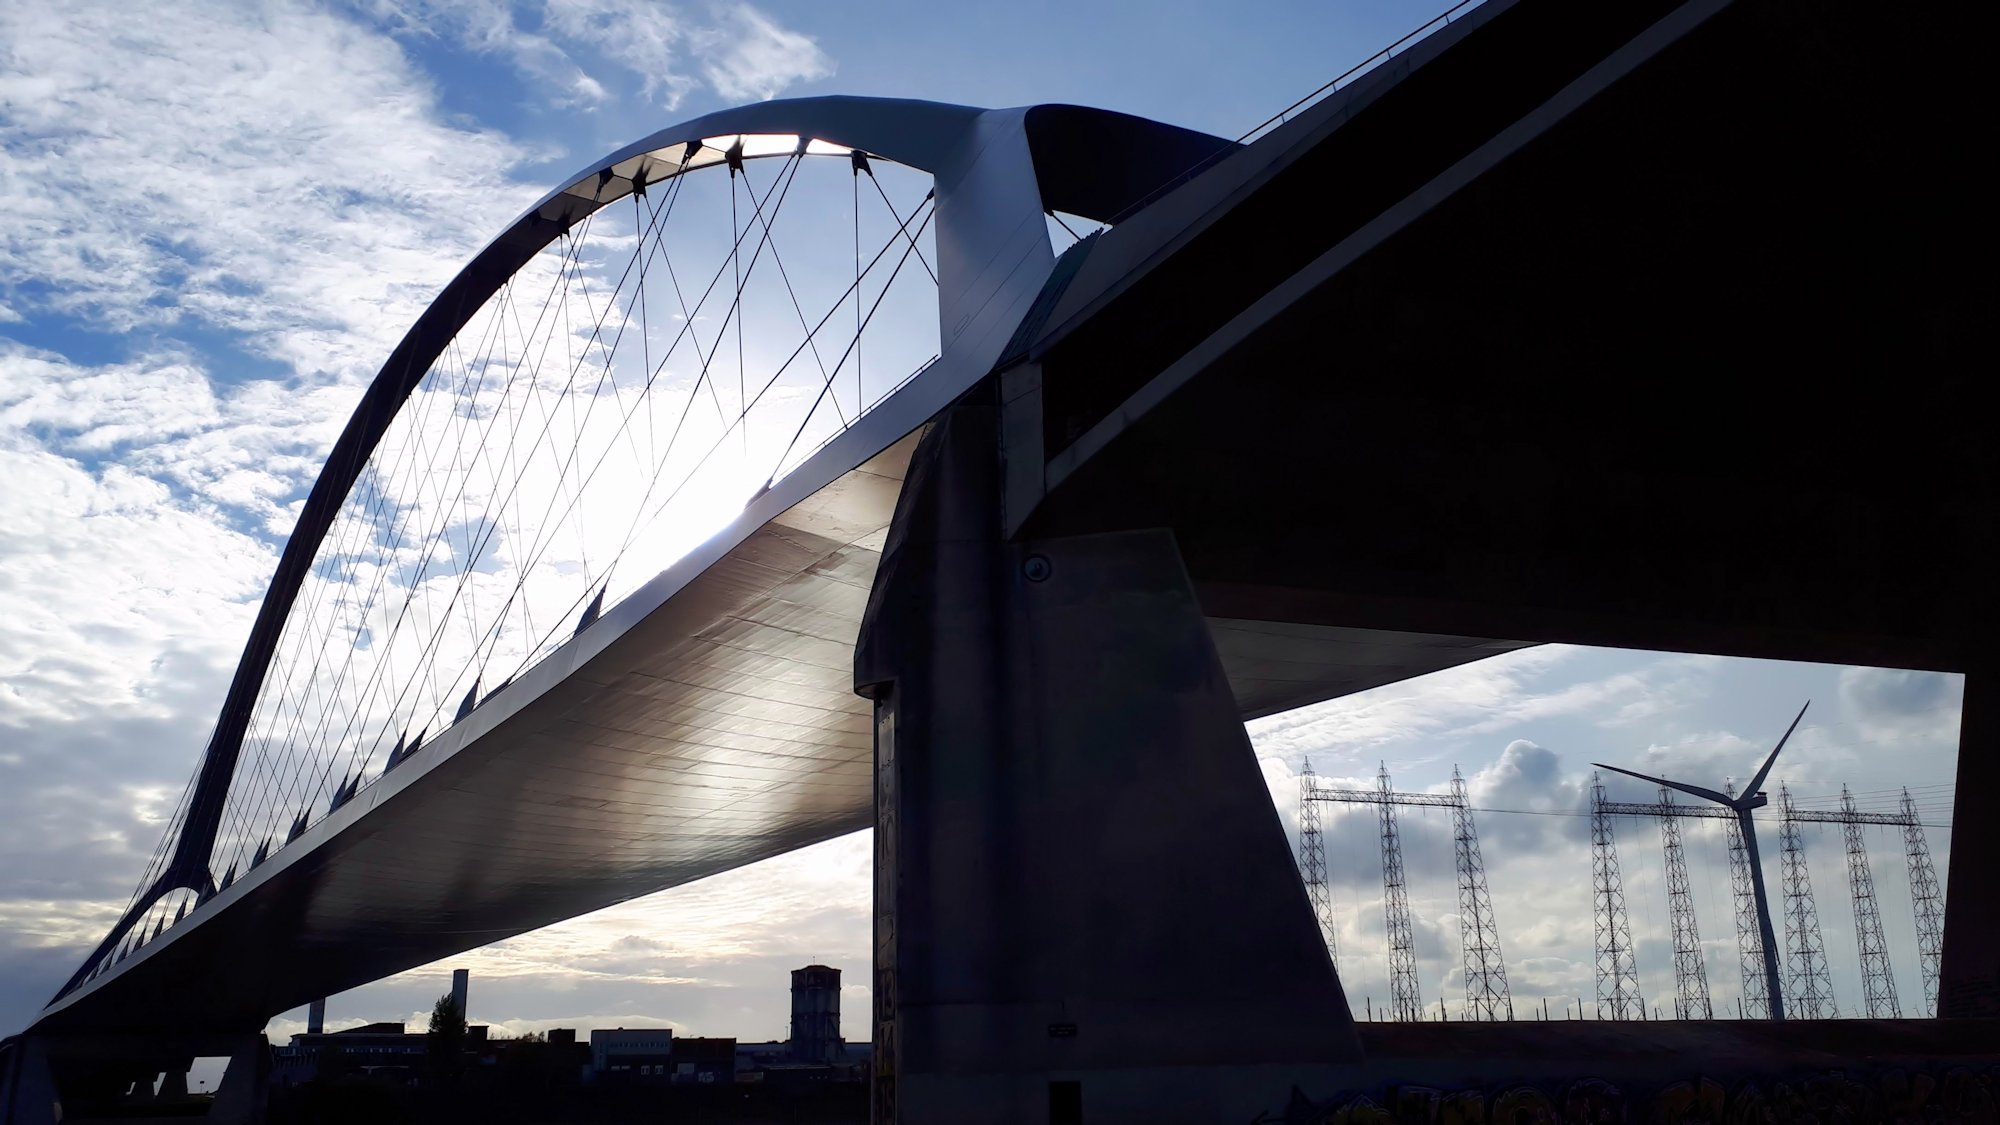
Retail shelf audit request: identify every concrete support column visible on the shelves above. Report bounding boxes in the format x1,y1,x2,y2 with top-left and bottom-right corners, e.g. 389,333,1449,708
1941,666,1999,1017
158,1066,190,1099
855,394,1359,1125
207,1034,270,1125
2,1033,264,1125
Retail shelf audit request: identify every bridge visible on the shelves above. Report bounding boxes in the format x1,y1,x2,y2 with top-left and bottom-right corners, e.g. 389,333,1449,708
3,0,1991,1120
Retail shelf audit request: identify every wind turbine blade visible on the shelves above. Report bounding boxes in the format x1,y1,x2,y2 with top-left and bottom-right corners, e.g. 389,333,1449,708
1592,762,1733,807
1743,701,1810,798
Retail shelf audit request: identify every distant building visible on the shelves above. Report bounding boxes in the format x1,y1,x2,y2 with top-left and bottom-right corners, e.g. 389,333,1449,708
735,1040,790,1076
589,1027,673,1081
272,1022,425,1086
670,1036,735,1084
733,1039,869,1084
788,964,843,1064
274,969,484,1088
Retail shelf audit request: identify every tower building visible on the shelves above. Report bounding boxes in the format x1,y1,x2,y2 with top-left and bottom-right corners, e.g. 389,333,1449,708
789,964,843,1064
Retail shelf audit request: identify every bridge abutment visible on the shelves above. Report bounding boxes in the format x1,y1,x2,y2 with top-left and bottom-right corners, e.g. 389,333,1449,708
855,394,1359,1124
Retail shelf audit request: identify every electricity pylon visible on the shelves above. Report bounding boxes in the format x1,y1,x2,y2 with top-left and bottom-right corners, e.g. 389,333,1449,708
1377,765,1424,1023
1657,787,1714,1019
1595,702,1808,1020
1779,784,1836,1018
1451,766,1512,1021
1297,758,1338,968
1840,785,1900,1017
1724,782,1771,1019
1590,774,1646,1020
1300,766,1511,1021
1902,788,1945,1015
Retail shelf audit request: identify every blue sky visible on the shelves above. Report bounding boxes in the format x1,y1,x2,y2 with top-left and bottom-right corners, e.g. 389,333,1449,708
0,0,1962,1045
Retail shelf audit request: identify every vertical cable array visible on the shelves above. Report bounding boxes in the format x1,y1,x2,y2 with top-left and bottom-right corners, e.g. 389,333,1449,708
1722,782,1770,1019
1590,774,1645,1020
1840,786,1900,1018
1901,788,1945,1017
1779,784,1835,1019
1657,787,1713,1019
74,137,949,991
1297,758,1338,969
1378,764,1423,1022
1450,767,1511,1021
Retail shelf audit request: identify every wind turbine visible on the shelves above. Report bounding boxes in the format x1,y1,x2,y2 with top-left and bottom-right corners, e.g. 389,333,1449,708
1594,701,1809,1021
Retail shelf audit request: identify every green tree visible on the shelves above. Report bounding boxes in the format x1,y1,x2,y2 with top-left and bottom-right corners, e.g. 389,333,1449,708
424,992,466,1089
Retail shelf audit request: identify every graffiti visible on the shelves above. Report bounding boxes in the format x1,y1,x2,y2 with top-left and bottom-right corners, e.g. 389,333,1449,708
1255,1066,2000,1125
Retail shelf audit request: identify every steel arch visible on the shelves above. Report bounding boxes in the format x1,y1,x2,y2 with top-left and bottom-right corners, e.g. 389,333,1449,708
56,96,1233,1003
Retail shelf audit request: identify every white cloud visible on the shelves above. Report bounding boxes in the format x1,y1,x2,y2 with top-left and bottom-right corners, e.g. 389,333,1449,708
1839,665,1962,746
1247,644,1581,763
364,0,618,107
0,0,532,383
542,0,701,107
0,0,538,1032
366,0,833,110
692,4,837,104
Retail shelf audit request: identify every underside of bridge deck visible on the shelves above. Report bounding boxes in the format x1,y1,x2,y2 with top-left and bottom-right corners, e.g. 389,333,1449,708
1017,0,1993,1013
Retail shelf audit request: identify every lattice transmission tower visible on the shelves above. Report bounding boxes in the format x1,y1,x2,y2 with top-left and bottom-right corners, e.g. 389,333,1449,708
1778,784,1836,1019
1902,788,1945,1016
1783,786,1941,1017
1722,782,1770,1019
1657,787,1713,1019
1450,767,1512,1021
1297,758,1338,969
1839,786,1901,1018
1590,774,1646,1020
1377,765,1424,1022
1299,766,1512,1021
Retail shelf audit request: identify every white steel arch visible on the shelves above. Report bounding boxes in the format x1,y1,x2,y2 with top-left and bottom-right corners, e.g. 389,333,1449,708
51,97,1236,1016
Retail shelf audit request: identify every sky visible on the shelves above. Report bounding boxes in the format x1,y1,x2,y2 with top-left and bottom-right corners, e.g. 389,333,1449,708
0,0,1964,1048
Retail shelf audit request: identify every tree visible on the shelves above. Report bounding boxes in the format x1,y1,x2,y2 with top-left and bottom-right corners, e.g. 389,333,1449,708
424,992,466,1089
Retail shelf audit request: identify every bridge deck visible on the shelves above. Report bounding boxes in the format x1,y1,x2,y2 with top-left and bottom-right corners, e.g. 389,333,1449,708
39,379,1514,1034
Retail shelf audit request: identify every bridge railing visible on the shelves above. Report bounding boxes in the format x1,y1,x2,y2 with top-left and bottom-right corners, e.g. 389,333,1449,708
1106,0,1489,228
1236,0,1489,145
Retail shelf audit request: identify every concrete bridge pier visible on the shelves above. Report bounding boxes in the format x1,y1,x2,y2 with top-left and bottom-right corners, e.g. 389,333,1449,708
854,390,1361,1124
0,1038,57,1125
0,1031,267,1125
